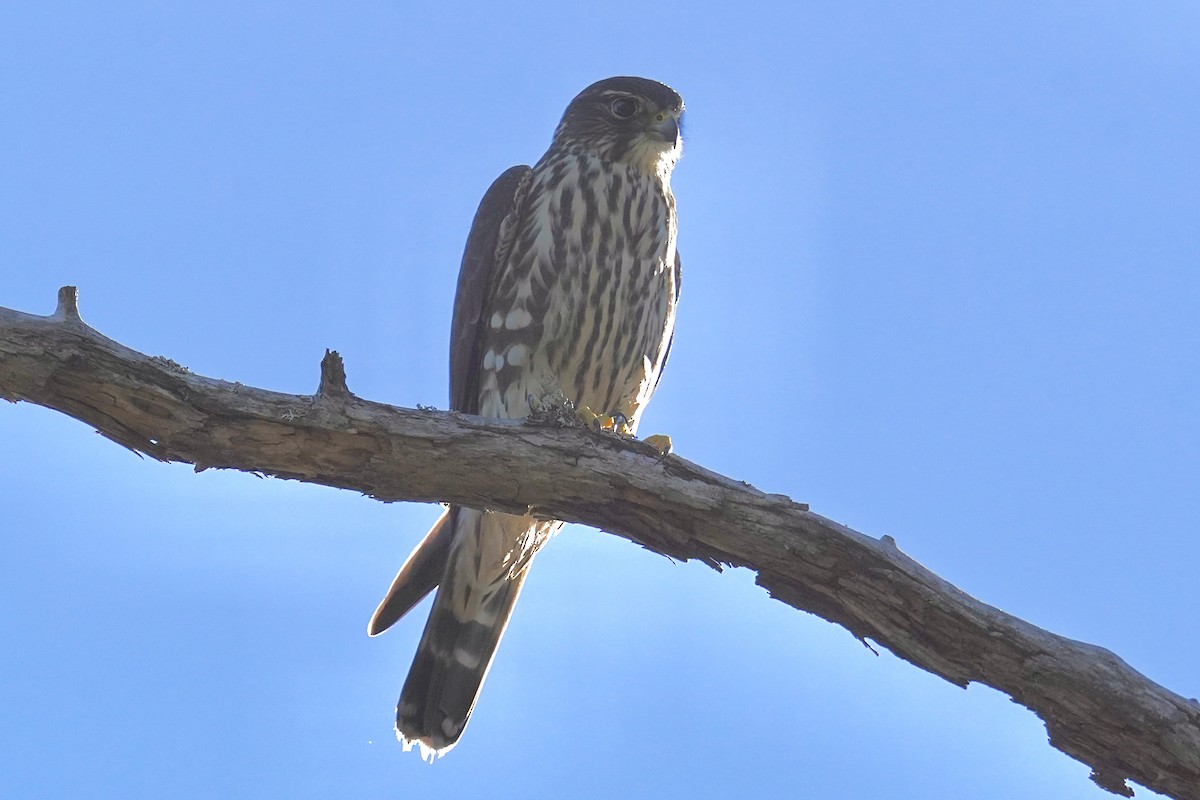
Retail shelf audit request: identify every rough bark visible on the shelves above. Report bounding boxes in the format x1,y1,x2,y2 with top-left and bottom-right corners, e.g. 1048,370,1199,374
2,287,1198,799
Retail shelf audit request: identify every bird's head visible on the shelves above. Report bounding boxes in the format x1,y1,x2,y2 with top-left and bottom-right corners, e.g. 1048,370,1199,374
553,76,684,178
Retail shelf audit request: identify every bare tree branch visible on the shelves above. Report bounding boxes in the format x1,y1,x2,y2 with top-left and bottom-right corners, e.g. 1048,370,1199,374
3,287,1198,799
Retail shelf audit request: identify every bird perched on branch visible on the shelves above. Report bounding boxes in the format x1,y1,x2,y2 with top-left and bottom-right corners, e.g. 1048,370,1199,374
368,76,684,759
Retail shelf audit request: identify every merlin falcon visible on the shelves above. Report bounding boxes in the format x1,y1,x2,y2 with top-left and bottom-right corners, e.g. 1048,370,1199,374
368,76,685,759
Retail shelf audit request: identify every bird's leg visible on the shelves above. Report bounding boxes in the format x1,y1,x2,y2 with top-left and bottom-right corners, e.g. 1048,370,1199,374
607,411,632,435
574,404,610,431
575,406,632,434
574,405,672,455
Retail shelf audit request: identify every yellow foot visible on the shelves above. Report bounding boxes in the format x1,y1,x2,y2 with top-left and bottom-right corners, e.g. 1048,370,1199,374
575,403,604,429
643,434,673,456
576,406,634,436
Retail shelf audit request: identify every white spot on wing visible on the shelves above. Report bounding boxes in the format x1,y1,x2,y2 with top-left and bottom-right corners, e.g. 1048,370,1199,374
505,308,532,329
453,646,482,669
490,312,503,329
483,349,496,370
506,343,528,367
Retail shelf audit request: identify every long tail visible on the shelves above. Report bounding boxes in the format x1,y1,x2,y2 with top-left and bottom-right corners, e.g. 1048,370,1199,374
395,562,529,760
379,506,549,760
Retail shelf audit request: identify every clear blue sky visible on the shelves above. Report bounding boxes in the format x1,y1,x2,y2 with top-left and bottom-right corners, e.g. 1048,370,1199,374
2,3,1197,798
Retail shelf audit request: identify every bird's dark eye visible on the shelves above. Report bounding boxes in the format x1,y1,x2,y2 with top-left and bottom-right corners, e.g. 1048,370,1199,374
610,97,638,119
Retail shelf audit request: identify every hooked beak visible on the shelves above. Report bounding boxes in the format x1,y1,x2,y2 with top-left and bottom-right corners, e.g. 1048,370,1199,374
648,112,680,144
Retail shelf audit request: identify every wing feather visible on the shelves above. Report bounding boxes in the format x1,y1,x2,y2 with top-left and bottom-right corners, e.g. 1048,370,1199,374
450,165,531,413
650,249,682,397
368,166,529,636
